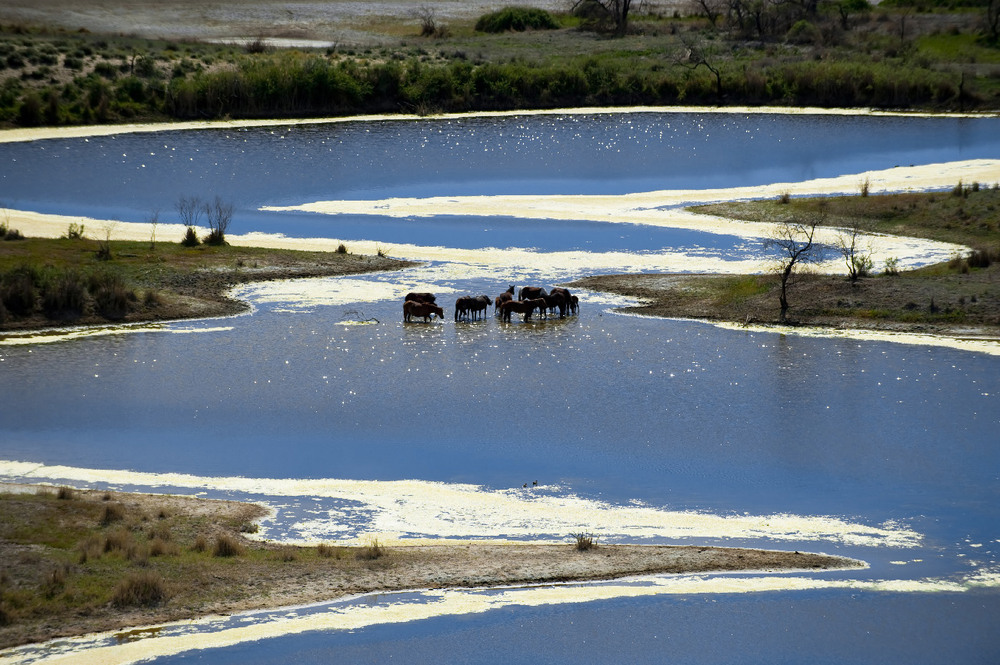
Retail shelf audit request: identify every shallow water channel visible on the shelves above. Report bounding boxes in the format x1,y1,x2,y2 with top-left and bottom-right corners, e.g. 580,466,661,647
1,110,999,664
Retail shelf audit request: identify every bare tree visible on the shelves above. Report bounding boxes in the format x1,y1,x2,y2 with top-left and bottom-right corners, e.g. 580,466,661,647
764,218,822,322
176,196,203,247
146,209,160,250
97,221,118,261
675,37,724,100
690,0,726,26
204,196,234,245
836,220,873,283
986,0,1000,42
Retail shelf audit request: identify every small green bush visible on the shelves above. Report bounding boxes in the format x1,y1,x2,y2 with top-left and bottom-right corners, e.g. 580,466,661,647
180,226,199,247
1,266,37,316
42,271,86,319
90,272,133,319
475,7,559,33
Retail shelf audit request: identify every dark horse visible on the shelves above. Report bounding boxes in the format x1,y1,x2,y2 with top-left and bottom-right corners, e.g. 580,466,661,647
518,286,547,302
404,300,444,322
494,285,515,315
456,295,492,321
500,298,545,322
404,292,436,304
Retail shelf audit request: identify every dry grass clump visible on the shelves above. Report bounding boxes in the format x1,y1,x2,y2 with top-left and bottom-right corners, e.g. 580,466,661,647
191,534,209,553
100,502,125,526
111,571,169,608
573,533,596,551
316,543,348,559
55,487,75,500
356,538,385,561
148,537,179,558
213,534,244,558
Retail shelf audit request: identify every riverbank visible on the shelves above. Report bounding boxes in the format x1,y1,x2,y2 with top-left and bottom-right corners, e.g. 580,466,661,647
0,485,862,648
0,234,415,332
571,188,1000,340
0,0,997,131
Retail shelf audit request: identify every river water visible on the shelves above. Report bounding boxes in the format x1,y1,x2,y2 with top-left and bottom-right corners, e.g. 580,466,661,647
1,110,999,664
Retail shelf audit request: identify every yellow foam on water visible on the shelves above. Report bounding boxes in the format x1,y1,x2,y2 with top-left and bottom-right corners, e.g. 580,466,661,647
0,461,921,549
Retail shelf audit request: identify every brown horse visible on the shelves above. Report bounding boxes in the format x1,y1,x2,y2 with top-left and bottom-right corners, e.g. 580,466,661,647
454,296,475,321
500,299,545,322
518,286,547,301
404,292,436,304
495,285,515,315
404,300,444,322
471,295,491,320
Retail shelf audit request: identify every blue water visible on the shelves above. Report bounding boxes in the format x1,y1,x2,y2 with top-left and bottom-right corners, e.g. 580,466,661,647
2,111,999,664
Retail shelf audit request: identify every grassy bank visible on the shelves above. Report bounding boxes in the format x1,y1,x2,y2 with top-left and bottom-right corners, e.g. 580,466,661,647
0,486,860,648
571,185,1000,335
1,0,999,128
0,234,414,331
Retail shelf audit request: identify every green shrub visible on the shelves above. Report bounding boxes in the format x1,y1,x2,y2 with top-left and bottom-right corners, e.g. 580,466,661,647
90,272,133,319
112,571,169,607
42,271,86,319
1,266,37,316
475,7,559,33
180,226,200,247
64,222,85,239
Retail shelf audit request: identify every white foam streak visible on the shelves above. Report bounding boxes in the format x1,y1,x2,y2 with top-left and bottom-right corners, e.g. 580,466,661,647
0,461,920,548
711,321,1000,356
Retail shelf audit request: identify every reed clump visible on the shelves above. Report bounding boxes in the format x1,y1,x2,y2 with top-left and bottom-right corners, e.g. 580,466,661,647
111,571,169,608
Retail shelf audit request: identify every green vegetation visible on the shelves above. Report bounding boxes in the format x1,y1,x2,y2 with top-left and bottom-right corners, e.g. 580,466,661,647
0,235,413,330
573,185,1000,331
475,7,560,33
0,0,997,129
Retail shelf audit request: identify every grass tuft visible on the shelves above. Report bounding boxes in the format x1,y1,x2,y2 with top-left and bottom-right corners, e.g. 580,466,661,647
356,537,385,560
573,533,596,551
111,571,169,608
100,503,126,526
213,534,244,557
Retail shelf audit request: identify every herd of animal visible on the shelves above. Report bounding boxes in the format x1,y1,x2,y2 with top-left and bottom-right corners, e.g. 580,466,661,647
402,286,580,323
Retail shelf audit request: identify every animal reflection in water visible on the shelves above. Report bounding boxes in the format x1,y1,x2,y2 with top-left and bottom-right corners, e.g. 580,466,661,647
402,287,578,324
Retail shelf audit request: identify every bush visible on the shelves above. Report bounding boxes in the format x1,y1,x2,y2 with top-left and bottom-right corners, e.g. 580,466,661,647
356,537,384,560
573,533,596,551
475,7,559,33
1,266,37,316
213,534,244,557
90,272,134,319
64,222,85,239
180,226,200,247
101,503,126,526
42,271,86,319
112,571,169,607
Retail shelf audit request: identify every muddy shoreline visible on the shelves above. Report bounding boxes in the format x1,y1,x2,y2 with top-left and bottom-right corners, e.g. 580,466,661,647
0,486,863,649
